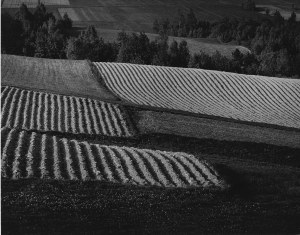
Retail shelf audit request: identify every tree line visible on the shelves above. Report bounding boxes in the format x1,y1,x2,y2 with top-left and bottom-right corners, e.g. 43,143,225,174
1,4,190,67
2,3,300,78
153,8,300,77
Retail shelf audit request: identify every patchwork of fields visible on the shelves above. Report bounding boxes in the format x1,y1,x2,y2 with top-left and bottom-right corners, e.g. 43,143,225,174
1,127,226,188
2,0,299,32
96,62,300,129
2,0,300,231
1,53,300,232
1,55,232,190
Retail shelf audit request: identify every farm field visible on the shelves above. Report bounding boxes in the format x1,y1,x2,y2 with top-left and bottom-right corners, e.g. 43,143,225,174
54,0,298,32
2,0,299,32
257,4,300,20
2,0,70,8
56,3,262,32
1,86,135,137
2,145,300,234
1,55,118,102
1,126,226,188
2,54,300,233
96,62,300,129
95,28,250,58
136,110,300,148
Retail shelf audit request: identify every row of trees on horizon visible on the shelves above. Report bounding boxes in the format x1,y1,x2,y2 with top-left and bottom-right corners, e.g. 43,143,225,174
1,3,300,78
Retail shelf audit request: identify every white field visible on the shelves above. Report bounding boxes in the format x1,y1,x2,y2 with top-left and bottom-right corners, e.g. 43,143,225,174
1,86,135,137
95,62,300,129
1,127,227,188
2,0,70,8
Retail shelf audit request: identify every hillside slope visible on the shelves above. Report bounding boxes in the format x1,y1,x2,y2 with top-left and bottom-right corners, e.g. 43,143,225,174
1,54,118,101
95,62,300,129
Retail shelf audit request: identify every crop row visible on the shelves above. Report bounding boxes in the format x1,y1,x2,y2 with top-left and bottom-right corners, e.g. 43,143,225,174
95,62,300,129
1,127,226,188
1,86,135,137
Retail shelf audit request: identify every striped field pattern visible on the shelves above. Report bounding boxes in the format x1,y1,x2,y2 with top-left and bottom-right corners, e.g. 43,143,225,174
95,62,300,129
1,86,135,137
2,0,70,8
1,127,226,188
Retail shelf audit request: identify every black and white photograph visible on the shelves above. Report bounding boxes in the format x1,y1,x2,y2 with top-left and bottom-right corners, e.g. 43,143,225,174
1,0,300,234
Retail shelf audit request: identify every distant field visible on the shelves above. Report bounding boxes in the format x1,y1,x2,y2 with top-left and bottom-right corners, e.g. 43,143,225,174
95,62,300,129
1,55,118,102
95,28,250,57
2,0,299,31
257,4,300,20
56,2,262,32
2,0,70,8
58,0,299,32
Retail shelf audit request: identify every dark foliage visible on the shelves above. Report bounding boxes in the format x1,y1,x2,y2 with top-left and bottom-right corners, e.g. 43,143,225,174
153,9,300,77
2,3,72,58
2,3,300,78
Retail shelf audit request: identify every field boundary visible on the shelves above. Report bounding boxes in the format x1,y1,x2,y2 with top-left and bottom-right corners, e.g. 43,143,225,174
88,60,121,100
3,83,300,134
136,110,300,149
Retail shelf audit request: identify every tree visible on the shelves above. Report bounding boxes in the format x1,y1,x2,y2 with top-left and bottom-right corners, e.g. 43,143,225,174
178,40,190,67
188,51,212,69
34,3,48,27
56,13,73,34
82,25,98,43
169,40,179,66
65,37,85,59
151,36,169,66
116,32,153,64
288,11,297,24
273,10,284,25
15,3,33,32
186,8,197,34
1,13,24,54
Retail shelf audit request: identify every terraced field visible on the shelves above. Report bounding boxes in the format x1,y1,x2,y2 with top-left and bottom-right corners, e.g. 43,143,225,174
1,86,135,137
95,62,300,129
1,127,226,188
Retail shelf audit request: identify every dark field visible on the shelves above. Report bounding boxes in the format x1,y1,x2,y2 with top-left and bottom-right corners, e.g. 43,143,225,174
2,139,300,234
